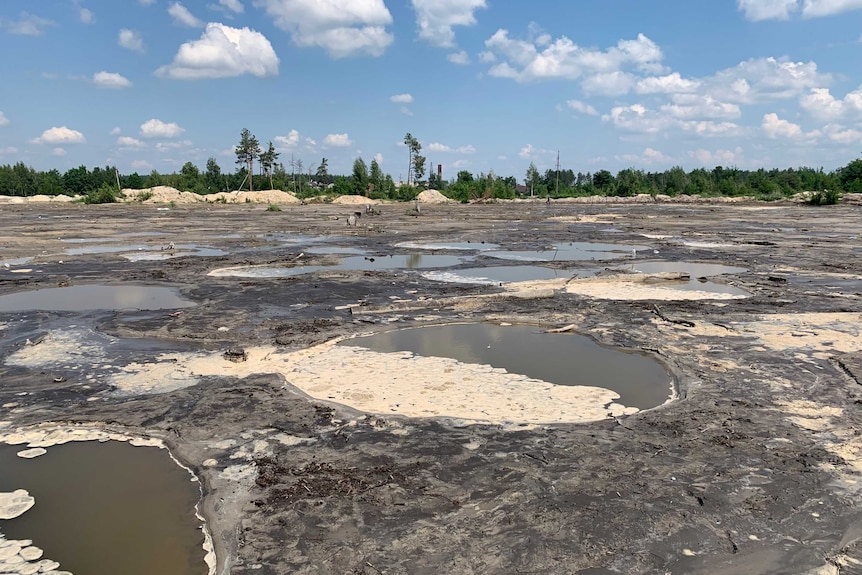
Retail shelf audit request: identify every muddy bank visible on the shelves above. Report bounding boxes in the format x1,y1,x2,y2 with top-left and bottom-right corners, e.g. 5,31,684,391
1,200,862,574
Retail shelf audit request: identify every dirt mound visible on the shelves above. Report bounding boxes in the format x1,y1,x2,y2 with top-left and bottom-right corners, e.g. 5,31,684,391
121,186,203,204
416,189,452,204
0,194,79,204
202,190,301,204
331,195,379,205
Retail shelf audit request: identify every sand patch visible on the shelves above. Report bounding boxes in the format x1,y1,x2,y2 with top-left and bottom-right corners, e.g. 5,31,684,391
178,342,635,424
742,313,862,353
0,490,35,520
565,273,748,301
416,189,453,204
331,195,380,205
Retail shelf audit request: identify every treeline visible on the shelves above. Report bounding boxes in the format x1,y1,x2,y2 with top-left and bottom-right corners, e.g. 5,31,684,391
1,157,860,203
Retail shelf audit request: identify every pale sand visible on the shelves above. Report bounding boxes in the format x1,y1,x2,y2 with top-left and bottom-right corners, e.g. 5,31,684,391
564,273,748,301
0,490,35,520
331,195,381,205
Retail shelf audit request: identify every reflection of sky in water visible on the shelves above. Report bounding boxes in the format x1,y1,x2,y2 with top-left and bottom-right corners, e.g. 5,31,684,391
210,254,472,277
395,241,500,251
0,285,195,311
423,266,596,284
0,441,205,575
304,246,367,255
0,257,34,266
343,323,673,409
613,261,749,296
487,242,650,262
63,243,226,259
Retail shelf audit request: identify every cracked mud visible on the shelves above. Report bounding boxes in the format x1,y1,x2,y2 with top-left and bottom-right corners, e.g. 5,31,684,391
2,200,862,574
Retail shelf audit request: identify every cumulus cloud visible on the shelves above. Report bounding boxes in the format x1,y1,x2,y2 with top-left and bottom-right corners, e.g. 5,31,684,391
0,112,8,126
374,152,384,164
661,94,741,120
117,136,145,148
93,71,132,89
140,119,185,138
447,50,470,65
566,100,598,116
582,71,637,97
761,112,803,138
168,2,204,27
821,123,862,143
255,0,393,58
110,126,121,135
216,0,245,13
132,159,153,170
52,148,67,156
618,147,673,165
803,0,862,17
390,93,414,103
324,133,352,147
739,0,862,19
32,126,86,144
410,0,486,48
157,23,279,79
275,129,301,148
636,72,701,94
119,29,145,52
1,12,55,35
603,103,743,137
800,86,862,121
702,57,827,104
427,142,474,153
483,30,664,83
0,146,18,155
138,0,156,5
75,1,95,24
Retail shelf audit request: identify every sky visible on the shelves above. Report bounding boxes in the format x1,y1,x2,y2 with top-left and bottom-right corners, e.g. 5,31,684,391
0,0,861,181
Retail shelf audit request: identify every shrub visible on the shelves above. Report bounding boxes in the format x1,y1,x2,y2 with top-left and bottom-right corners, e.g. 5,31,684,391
83,184,118,204
806,189,841,206
266,204,281,211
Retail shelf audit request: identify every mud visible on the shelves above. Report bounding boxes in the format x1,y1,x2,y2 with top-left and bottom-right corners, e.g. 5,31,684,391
2,200,862,574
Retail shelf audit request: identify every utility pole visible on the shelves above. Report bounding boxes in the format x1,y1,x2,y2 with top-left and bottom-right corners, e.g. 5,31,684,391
555,151,560,199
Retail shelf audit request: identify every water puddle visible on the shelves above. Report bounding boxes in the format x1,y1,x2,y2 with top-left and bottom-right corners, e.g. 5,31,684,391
341,323,673,410
209,254,472,278
304,246,367,255
423,266,597,285
0,285,195,312
0,258,34,268
63,243,227,260
613,261,749,296
0,441,206,575
487,242,650,262
395,241,500,251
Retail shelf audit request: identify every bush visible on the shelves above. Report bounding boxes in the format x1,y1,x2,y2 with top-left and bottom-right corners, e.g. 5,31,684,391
82,184,118,204
806,189,841,206
135,191,153,202
266,204,281,211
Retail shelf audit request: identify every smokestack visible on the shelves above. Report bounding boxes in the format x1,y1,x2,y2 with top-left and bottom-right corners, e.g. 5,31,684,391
437,164,442,179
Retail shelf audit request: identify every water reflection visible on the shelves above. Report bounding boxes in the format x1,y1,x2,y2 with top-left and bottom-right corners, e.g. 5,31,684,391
0,285,195,312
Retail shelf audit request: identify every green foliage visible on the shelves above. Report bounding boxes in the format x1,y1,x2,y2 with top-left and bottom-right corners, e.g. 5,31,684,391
82,183,118,204
135,191,153,202
266,203,282,211
352,157,369,195
805,189,841,205
235,128,261,191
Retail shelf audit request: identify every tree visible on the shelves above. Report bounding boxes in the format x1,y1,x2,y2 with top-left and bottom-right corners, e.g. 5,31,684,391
235,128,261,191
412,154,426,184
179,161,200,193
259,141,279,190
525,162,541,196
403,133,423,185
205,157,222,192
369,159,383,195
840,159,862,192
593,170,614,193
314,157,330,185
352,157,369,196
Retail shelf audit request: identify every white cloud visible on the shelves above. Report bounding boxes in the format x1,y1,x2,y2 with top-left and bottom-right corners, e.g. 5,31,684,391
390,93,414,103
603,103,743,137
582,71,637,97
822,123,862,143
1,12,55,35
483,30,664,84
619,147,673,165
0,147,18,155
0,112,8,126
52,147,67,157
255,0,393,58
324,133,352,147
119,29,145,52
803,0,862,16
275,129,300,148
217,0,245,13
168,2,204,27
566,100,598,116
32,126,86,144
800,86,862,121
400,106,413,116
410,0,486,48
140,119,185,138
117,136,146,148
661,94,741,120
737,0,799,20
110,126,121,135
706,57,827,104
138,0,156,5
688,147,745,166
428,142,450,152
458,144,476,154
157,23,279,79
93,71,132,89
131,159,153,170
636,72,700,94
75,2,95,24
761,112,803,139
374,152,384,164
519,144,535,159
447,50,470,65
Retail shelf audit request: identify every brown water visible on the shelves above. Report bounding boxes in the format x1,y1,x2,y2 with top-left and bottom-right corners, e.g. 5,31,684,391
342,323,673,409
0,440,206,575
0,285,196,312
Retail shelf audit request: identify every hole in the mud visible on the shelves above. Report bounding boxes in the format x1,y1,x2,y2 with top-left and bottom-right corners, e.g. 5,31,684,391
0,441,206,575
0,285,195,312
341,323,673,411
615,261,750,296
486,242,650,262
423,266,598,284
209,254,472,277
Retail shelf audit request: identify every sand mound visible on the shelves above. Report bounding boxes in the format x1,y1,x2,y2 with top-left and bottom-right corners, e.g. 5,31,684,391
0,194,79,204
331,195,379,205
417,189,453,204
202,190,301,204
121,186,203,204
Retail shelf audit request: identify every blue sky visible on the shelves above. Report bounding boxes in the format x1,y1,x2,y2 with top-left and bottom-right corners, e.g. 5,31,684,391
0,0,861,181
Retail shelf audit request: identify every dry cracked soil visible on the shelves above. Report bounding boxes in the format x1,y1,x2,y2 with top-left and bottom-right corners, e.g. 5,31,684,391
2,199,862,575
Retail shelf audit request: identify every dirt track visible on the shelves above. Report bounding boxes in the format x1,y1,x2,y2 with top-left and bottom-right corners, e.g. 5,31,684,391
2,199,862,574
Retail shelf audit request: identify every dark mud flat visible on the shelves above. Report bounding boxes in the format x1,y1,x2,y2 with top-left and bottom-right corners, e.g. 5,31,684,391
1,200,862,574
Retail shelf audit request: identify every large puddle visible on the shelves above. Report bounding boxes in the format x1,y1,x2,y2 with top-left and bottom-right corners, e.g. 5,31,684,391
62,243,227,260
486,242,650,262
0,441,206,575
209,254,472,278
341,323,673,410
423,266,597,285
613,261,749,296
0,285,195,312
